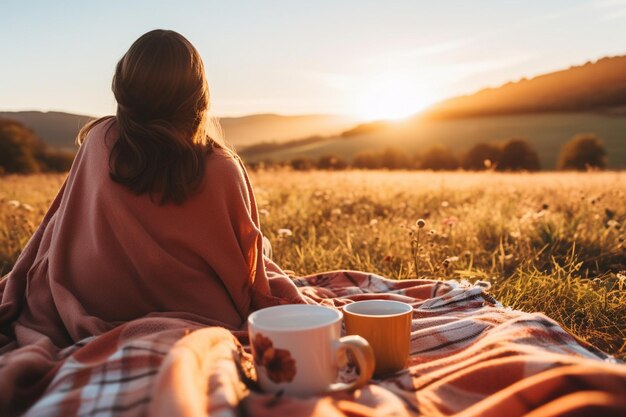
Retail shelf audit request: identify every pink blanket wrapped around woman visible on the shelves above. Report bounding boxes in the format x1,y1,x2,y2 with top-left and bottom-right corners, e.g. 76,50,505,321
0,119,308,346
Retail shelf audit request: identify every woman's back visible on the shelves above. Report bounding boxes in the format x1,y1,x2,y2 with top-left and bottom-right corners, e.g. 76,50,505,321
13,119,266,347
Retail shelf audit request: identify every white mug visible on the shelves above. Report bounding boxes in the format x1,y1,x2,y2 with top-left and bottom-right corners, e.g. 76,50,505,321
248,304,375,397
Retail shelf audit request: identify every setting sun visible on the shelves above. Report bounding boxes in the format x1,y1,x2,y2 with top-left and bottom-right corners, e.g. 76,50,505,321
354,73,439,121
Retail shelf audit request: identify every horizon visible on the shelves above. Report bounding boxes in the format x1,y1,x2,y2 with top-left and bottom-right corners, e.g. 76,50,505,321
1,51,623,122
2,1,626,121
0,52,622,122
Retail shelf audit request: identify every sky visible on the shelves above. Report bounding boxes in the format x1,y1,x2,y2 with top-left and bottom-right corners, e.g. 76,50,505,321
1,0,626,120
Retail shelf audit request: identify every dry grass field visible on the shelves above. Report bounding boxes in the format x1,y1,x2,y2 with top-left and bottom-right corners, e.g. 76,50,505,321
1,171,624,359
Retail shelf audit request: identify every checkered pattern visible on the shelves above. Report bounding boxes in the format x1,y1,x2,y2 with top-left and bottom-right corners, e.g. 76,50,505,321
5,271,626,416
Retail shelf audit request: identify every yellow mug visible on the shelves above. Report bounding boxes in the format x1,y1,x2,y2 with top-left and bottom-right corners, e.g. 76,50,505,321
343,300,413,376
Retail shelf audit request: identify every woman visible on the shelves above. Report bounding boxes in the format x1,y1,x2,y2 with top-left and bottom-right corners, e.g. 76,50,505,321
0,29,308,352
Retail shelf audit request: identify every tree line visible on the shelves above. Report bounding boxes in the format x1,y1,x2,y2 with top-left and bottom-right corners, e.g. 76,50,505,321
0,116,609,174
0,118,74,174
249,134,608,172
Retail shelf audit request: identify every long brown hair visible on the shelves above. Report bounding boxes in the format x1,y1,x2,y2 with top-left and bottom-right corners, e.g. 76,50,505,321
78,29,223,204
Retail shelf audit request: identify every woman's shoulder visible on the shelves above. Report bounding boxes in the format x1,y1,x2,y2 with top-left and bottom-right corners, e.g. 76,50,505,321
206,146,244,176
201,146,251,197
79,116,118,151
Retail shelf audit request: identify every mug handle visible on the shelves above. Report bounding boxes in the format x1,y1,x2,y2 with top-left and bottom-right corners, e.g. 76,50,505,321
328,335,375,393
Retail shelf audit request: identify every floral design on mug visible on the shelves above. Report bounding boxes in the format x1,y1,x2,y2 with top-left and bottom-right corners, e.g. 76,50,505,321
252,333,296,383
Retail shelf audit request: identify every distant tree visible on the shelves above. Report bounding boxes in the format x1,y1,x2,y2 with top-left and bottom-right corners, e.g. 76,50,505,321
380,147,411,169
353,151,381,169
0,119,44,174
557,134,607,170
317,155,348,170
419,146,460,171
243,160,260,171
353,147,412,169
462,143,501,170
497,139,541,171
0,118,77,174
290,157,314,171
39,149,75,172
245,159,277,171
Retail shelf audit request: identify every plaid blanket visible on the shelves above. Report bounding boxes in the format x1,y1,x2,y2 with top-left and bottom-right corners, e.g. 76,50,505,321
3,271,625,417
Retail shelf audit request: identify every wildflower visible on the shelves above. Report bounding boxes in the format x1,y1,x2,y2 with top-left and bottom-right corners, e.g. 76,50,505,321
7,200,20,208
277,228,293,237
331,208,342,217
441,201,449,208
509,231,521,239
259,208,270,217
412,221,426,278
369,219,378,227
606,220,620,229
428,229,436,236
442,256,459,268
442,216,459,227
21,203,34,212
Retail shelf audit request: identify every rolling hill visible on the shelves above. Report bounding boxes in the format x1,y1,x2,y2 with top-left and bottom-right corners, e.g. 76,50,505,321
218,114,357,146
241,55,626,169
0,111,94,151
240,112,626,169
424,55,626,119
0,111,357,151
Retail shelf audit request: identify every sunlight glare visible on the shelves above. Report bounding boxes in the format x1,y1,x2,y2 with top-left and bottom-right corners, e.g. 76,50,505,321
354,73,438,121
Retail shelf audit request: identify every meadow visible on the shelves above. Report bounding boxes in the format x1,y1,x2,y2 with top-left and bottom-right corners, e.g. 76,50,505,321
1,171,624,359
